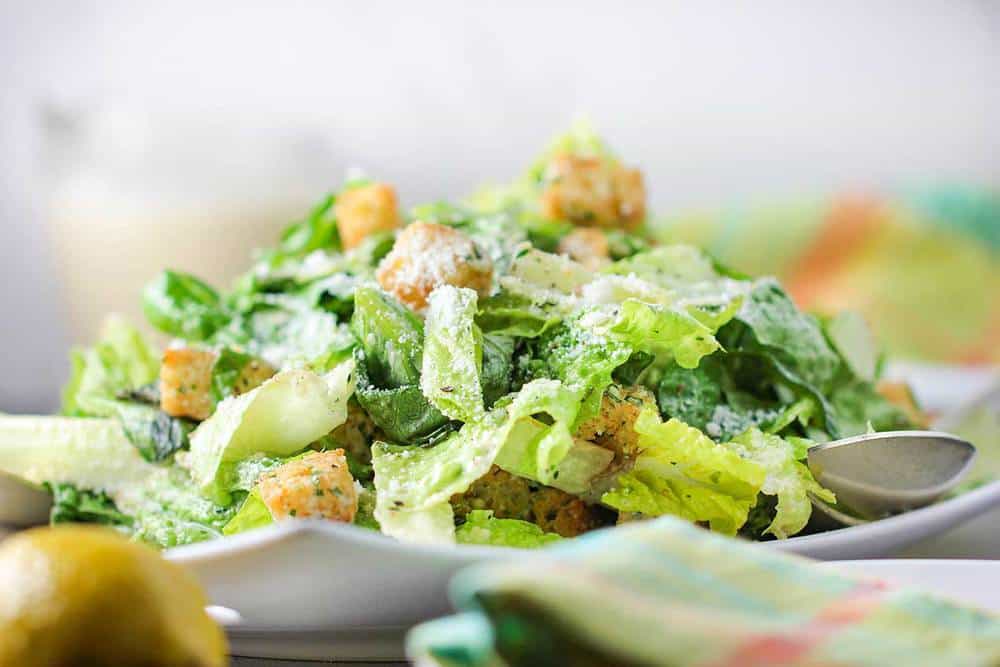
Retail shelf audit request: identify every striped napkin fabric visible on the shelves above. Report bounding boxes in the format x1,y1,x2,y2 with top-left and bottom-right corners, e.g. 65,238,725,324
407,517,1000,666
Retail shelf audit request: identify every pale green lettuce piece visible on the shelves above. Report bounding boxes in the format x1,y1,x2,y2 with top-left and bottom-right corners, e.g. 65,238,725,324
494,417,612,495
456,510,563,548
115,466,236,547
601,408,765,535
189,360,355,502
376,501,457,544
222,489,273,536
372,379,585,544
509,249,591,293
605,299,729,369
421,286,485,423
0,415,157,494
61,316,160,417
604,245,719,286
727,429,836,539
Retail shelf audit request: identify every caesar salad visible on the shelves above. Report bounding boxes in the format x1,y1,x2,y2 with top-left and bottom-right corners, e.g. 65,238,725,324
0,125,919,548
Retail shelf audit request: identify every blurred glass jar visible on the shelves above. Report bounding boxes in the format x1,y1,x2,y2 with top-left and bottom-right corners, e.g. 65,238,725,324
42,102,338,343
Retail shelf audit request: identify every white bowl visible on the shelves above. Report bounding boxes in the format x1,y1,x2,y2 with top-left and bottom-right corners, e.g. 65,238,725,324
167,478,1000,630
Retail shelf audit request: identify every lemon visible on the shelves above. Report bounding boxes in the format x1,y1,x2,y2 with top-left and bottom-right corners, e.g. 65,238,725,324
0,525,227,667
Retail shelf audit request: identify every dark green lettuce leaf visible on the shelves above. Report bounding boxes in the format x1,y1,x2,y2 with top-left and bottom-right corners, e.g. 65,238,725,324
353,348,453,444
481,334,514,409
143,270,230,341
46,482,133,528
113,401,196,463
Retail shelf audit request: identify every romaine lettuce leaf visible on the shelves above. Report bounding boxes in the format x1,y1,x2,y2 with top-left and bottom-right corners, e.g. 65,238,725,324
61,316,160,418
493,417,613,495
476,291,562,339
606,299,728,369
655,361,723,432
112,401,195,463
519,319,632,425
604,245,720,286
0,415,157,495
726,429,835,539
601,408,765,535
353,351,451,444
143,270,230,341
188,361,355,502
729,279,841,392
421,286,486,423
46,482,133,528
115,466,237,547
372,379,588,543
275,193,340,258
509,249,591,293
456,510,562,548
351,286,424,387
222,489,273,536
351,285,451,443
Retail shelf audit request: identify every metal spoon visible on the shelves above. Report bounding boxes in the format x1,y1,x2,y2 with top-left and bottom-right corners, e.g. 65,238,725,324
807,430,976,527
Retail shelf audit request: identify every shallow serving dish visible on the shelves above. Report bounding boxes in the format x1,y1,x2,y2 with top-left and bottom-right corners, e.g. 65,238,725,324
160,477,1000,630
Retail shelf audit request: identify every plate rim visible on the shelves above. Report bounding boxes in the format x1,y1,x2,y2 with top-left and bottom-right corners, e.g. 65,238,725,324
166,478,1000,563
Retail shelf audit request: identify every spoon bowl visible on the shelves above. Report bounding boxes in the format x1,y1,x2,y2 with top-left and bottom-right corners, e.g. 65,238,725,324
807,430,976,524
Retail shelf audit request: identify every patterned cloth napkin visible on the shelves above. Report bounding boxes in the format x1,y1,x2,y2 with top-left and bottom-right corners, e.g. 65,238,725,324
407,517,1000,666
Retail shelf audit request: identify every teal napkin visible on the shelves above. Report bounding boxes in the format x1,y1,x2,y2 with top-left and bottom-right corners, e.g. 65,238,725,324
407,517,1000,666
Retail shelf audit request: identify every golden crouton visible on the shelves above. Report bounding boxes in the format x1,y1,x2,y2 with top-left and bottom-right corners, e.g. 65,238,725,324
452,467,613,538
575,384,656,464
540,153,646,229
375,221,493,312
556,227,611,270
334,182,402,250
159,348,275,421
258,450,358,523
159,348,216,421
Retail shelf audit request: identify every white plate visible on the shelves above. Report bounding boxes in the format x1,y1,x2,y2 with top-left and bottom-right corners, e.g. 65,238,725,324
162,478,1000,631
826,559,1000,613
218,559,1000,663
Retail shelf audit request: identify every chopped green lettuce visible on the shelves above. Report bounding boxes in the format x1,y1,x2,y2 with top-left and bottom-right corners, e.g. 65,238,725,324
372,379,588,543
0,415,157,494
112,401,195,463
61,316,160,418
476,291,564,338
354,355,454,444
189,362,355,502
352,286,424,386
116,466,237,547
729,279,841,393
601,408,765,535
351,286,450,443
421,286,486,423
46,482,133,528
494,417,613,495
275,193,340,258
606,299,729,369
655,361,723,432
456,510,562,548
143,270,230,341
509,249,592,293
604,245,720,286
726,429,835,539
210,347,255,403
223,489,273,536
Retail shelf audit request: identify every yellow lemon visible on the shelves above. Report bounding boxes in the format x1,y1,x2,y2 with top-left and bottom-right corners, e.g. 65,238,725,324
0,525,227,667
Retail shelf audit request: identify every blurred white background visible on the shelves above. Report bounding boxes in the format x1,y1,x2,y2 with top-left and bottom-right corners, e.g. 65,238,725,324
1,1,998,412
